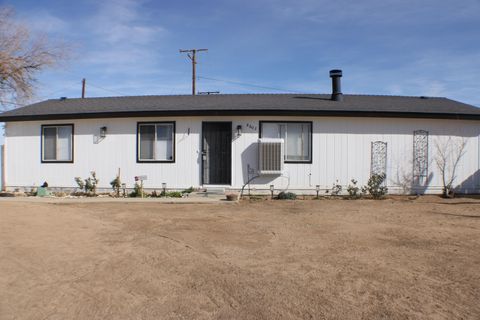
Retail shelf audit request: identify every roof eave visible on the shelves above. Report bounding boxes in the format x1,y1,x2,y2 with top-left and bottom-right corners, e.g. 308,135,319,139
1,109,480,122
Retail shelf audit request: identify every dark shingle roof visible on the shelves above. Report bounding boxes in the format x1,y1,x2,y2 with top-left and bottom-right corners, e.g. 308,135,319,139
1,94,479,121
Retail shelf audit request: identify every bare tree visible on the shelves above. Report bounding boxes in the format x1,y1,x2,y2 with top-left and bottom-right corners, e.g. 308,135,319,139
0,7,67,109
434,136,467,198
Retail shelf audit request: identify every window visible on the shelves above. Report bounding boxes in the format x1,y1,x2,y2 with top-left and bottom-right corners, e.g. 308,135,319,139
137,122,175,162
41,124,74,162
260,121,312,162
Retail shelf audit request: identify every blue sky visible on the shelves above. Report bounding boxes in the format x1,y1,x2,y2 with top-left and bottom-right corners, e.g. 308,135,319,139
2,0,480,103
2,0,480,104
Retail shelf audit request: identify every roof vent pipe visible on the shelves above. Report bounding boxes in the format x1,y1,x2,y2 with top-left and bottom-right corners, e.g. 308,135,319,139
329,69,343,102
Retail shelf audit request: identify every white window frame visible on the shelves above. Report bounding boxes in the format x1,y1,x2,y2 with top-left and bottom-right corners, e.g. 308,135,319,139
41,124,74,163
137,122,175,162
259,121,312,163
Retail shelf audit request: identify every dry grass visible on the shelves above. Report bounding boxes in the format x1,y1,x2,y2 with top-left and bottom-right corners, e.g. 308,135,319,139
0,197,479,319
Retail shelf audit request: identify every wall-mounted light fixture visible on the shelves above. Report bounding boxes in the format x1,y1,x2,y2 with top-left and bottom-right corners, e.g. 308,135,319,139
270,184,274,199
236,125,242,137
100,126,107,138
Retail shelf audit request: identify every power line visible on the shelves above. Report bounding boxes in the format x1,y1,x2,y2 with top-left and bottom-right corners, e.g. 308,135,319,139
57,69,128,96
38,81,84,100
84,82,126,96
198,76,306,93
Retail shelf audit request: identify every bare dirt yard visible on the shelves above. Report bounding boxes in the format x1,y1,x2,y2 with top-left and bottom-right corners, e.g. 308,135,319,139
0,197,479,320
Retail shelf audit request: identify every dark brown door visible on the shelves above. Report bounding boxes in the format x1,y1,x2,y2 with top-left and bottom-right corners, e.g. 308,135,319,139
202,122,232,185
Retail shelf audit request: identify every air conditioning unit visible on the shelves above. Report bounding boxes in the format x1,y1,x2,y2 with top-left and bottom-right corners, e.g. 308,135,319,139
258,138,284,175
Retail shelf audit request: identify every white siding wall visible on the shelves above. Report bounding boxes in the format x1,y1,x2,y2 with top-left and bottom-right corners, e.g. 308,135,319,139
4,116,480,194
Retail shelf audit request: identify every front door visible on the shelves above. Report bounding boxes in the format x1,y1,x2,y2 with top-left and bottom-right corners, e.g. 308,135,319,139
202,122,232,185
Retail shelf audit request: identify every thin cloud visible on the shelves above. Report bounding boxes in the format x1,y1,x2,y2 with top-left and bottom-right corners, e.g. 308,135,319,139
267,0,480,25
20,9,68,34
4,0,480,107
88,0,166,45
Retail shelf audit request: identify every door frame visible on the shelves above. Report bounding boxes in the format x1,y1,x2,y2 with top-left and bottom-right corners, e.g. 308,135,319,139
201,121,232,186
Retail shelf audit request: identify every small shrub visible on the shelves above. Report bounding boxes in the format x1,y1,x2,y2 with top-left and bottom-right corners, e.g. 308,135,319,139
74,171,99,195
110,175,122,197
181,186,195,194
362,174,388,199
166,191,182,198
330,180,342,196
277,191,297,200
74,177,85,190
129,182,144,197
347,179,361,199
85,172,99,194
151,190,183,198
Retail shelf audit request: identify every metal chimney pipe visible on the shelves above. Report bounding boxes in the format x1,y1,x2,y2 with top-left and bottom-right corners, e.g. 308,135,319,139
329,69,343,102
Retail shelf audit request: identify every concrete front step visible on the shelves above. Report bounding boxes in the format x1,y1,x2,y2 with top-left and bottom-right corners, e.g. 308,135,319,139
195,187,227,198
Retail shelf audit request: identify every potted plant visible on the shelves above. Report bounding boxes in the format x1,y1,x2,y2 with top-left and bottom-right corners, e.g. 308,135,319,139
226,193,239,201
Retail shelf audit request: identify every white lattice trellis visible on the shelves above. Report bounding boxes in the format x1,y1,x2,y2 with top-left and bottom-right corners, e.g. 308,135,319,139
413,130,429,185
371,141,387,176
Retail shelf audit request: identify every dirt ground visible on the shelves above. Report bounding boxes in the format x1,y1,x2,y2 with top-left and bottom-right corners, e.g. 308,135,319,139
0,197,479,320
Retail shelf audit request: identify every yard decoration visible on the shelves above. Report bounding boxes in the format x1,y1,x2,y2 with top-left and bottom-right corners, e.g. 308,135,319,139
36,187,50,197
226,193,238,201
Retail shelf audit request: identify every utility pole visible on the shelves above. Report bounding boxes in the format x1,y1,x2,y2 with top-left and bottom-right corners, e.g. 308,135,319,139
179,48,208,95
81,78,86,98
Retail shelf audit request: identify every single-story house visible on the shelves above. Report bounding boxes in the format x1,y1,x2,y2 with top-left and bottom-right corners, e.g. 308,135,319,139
1,70,479,195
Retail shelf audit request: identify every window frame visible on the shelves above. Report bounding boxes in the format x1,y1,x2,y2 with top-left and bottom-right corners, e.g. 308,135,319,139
259,121,313,164
136,121,176,163
40,124,74,163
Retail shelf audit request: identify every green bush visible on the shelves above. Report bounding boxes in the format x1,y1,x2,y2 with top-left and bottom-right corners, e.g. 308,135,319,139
110,175,122,197
166,191,182,198
181,187,194,194
362,174,388,199
330,180,342,196
347,179,361,199
276,191,297,200
151,190,183,198
74,177,85,190
74,171,99,195
129,182,144,197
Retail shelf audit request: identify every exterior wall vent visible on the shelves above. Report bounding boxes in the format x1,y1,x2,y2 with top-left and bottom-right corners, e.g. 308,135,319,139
258,138,284,175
